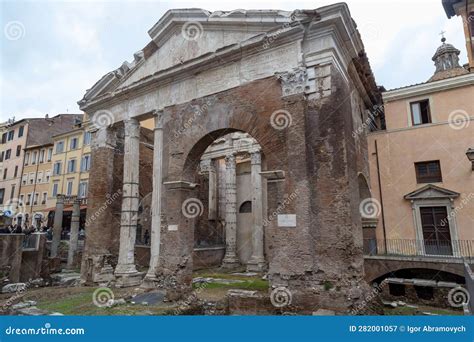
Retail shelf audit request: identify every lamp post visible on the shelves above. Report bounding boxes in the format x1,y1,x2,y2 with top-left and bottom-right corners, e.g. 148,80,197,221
466,148,474,170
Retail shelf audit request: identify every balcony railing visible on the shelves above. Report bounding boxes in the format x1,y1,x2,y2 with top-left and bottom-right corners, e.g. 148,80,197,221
364,239,474,262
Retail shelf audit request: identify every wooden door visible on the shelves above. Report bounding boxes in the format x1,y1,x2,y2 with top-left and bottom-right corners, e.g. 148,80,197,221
420,206,452,255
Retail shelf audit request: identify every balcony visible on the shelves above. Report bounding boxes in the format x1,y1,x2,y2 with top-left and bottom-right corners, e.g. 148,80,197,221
364,238,474,262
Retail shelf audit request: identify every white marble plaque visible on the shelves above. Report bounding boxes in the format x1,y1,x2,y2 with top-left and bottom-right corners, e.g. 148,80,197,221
168,224,178,231
277,214,296,227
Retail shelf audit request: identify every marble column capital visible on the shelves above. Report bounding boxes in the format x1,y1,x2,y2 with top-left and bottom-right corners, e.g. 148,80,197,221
225,152,236,166
153,110,164,130
200,159,215,174
250,149,262,165
124,117,140,138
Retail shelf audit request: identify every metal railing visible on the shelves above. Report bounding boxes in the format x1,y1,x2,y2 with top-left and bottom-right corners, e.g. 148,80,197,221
363,239,474,262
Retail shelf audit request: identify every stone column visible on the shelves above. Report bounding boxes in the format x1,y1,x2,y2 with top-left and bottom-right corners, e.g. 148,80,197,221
200,159,217,220
247,149,266,271
143,111,164,286
114,118,142,287
50,194,64,258
67,198,81,268
222,152,239,268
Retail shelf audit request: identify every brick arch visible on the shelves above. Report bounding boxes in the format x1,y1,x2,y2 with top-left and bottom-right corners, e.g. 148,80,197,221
161,77,291,184
364,258,466,283
156,76,314,299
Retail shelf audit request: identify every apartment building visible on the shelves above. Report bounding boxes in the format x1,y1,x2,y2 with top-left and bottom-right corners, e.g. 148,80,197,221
0,114,82,226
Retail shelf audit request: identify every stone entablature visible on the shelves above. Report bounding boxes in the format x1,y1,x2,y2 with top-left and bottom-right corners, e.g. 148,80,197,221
78,4,375,122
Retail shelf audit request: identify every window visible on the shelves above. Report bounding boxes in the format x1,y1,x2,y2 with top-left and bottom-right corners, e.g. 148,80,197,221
7,130,14,141
67,159,76,173
18,126,24,137
24,152,29,165
42,192,47,204
56,141,64,153
10,185,15,200
45,171,51,182
84,131,92,145
16,145,21,157
19,194,24,206
410,100,431,125
79,181,88,198
0,151,3,162
31,151,37,164
70,137,79,150
47,148,53,162
1,133,6,144
14,165,18,178
3,168,7,180
39,149,45,163
0,188,4,205
29,173,35,184
33,192,39,205
53,161,62,175
37,171,43,183
52,182,59,197
5,149,11,160
22,174,27,185
66,180,73,196
415,161,442,183
26,193,31,205
81,154,91,172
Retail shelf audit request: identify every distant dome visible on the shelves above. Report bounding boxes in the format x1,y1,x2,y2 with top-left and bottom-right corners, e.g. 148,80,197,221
428,37,468,82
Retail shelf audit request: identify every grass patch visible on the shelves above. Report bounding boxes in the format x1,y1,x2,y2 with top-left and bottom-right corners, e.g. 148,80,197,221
193,279,268,291
33,287,174,316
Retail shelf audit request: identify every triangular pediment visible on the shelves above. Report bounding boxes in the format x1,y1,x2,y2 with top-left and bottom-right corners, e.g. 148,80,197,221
78,8,308,105
404,184,460,200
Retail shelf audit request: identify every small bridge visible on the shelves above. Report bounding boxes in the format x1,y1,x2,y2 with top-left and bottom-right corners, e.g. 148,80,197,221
363,239,474,283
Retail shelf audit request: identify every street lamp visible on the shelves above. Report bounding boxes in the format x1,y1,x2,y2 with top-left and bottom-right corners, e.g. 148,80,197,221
466,148,474,170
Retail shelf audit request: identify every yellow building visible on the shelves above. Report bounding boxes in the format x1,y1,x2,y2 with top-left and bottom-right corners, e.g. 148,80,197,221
19,143,54,227
47,125,92,209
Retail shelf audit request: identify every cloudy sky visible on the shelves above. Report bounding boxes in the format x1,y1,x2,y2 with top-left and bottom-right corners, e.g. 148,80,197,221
0,0,467,120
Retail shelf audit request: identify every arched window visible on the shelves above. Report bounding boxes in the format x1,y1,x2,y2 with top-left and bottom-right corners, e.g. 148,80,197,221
239,201,252,213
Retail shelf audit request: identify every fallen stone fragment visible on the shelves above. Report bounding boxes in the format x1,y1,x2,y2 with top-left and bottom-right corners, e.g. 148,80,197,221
2,283,27,293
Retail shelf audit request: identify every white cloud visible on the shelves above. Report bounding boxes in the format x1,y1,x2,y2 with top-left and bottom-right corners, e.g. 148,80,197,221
0,0,469,120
